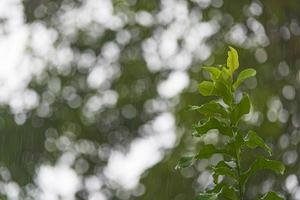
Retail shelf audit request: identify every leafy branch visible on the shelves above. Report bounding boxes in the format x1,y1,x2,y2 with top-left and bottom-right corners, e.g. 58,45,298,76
176,47,285,200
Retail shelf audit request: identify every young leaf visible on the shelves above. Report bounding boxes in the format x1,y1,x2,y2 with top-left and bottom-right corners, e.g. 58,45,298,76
202,67,221,81
231,93,250,125
219,66,232,82
233,68,256,89
175,156,194,170
199,81,214,96
227,46,239,75
244,130,272,155
260,191,284,200
193,118,232,137
241,157,285,186
189,102,228,118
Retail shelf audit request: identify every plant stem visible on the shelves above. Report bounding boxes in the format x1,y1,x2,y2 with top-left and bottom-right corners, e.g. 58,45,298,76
235,146,243,200
230,107,243,199
230,93,244,200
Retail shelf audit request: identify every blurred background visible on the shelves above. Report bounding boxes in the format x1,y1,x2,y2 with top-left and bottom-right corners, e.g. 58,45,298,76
0,0,299,199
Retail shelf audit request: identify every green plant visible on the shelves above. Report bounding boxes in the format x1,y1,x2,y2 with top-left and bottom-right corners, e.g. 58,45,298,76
176,47,285,200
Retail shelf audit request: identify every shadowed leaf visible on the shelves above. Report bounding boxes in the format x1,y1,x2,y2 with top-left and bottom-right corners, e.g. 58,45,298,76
193,118,232,137
189,102,228,118
196,193,218,200
241,157,285,186
260,191,285,200
231,93,250,125
244,130,272,155
212,161,238,184
175,156,194,169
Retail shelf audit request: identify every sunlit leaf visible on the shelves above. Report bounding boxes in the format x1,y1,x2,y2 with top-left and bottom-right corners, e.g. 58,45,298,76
202,67,221,81
244,130,272,155
227,46,239,75
220,66,232,81
175,156,194,170
198,80,232,105
199,81,214,96
233,68,256,89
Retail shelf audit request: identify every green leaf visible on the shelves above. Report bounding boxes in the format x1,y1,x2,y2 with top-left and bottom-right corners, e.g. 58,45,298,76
206,182,226,194
202,185,239,200
196,144,234,160
196,193,218,200
193,118,232,137
212,161,238,184
260,191,284,200
220,66,232,81
199,81,214,96
213,81,233,105
227,46,239,75
196,145,219,159
189,101,228,118
244,130,272,155
202,67,221,81
233,129,245,150
231,93,251,125
198,80,232,105
219,185,239,200
233,68,256,89
241,157,285,186
175,156,194,170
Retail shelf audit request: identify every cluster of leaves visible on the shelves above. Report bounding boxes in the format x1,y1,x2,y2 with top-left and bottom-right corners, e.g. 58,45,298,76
176,47,285,200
